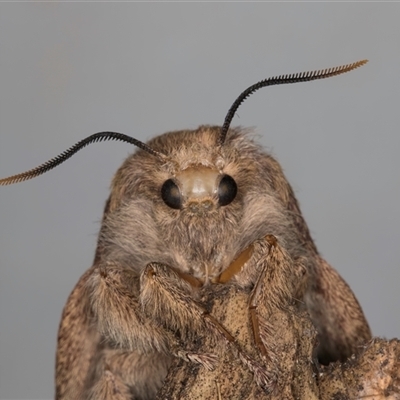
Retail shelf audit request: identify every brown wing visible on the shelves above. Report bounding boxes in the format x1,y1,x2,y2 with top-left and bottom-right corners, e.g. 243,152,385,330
306,256,372,365
55,266,101,399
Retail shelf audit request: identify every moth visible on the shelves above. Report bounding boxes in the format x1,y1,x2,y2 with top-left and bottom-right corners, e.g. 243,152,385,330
1,60,372,400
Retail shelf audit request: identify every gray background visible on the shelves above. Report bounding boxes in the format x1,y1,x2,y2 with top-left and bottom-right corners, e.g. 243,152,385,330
1,3,399,399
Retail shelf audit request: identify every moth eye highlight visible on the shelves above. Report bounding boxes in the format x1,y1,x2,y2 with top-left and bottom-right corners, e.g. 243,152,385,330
218,174,237,206
161,179,182,209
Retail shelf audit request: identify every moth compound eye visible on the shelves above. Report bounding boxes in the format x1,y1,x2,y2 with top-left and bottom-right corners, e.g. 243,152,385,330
161,179,182,209
218,175,237,206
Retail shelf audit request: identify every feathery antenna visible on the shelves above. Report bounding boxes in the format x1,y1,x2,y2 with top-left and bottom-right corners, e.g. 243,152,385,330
1,60,368,185
218,59,368,146
0,132,166,185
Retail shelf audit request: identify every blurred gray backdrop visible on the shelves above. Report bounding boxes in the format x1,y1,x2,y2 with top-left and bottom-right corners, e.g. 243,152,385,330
1,3,399,399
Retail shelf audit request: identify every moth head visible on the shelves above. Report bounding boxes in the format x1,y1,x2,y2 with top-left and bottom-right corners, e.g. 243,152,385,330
0,59,368,280
0,59,367,193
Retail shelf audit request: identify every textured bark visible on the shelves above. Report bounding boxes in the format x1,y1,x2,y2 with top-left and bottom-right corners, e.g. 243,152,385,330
318,338,400,400
157,285,400,400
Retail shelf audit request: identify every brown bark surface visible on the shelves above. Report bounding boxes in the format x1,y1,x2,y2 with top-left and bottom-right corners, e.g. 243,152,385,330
157,285,400,400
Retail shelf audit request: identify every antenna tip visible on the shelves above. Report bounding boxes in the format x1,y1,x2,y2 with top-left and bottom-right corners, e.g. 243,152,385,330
357,59,369,66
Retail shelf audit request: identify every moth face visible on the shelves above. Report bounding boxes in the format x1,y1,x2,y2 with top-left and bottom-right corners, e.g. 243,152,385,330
103,126,296,283
161,166,237,214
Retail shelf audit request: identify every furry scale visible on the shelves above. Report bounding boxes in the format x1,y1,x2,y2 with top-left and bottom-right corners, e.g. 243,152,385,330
56,126,371,399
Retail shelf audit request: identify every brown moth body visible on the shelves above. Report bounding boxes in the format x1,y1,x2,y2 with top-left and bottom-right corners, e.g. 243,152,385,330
0,61,371,399
57,126,370,399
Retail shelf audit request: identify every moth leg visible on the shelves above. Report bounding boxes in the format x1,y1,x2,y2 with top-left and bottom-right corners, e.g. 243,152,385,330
87,369,131,400
247,235,307,389
175,349,218,371
56,265,175,400
140,262,272,390
88,346,172,400
89,262,217,370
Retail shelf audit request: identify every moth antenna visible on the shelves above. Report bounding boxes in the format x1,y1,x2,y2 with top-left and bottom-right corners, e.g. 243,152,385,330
218,59,368,146
0,131,167,185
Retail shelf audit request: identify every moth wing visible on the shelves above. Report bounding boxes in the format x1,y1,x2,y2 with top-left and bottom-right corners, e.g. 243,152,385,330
56,266,100,400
